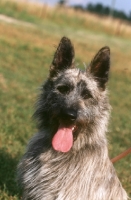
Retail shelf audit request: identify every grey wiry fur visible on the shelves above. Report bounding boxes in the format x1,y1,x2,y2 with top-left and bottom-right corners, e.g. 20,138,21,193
17,37,128,200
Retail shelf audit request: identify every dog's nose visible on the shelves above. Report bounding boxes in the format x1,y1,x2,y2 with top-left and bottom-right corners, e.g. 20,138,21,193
66,110,77,121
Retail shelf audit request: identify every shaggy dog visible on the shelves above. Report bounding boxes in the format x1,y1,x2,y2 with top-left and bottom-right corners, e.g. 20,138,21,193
17,37,127,200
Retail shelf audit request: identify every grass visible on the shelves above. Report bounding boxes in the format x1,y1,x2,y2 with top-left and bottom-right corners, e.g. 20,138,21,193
0,0,131,199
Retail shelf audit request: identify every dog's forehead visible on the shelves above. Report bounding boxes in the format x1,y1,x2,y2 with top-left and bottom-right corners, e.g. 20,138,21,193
57,68,97,89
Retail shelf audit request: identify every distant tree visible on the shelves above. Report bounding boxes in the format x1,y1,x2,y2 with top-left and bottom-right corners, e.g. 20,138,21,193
113,10,128,20
103,6,110,15
73,2,131,22
73,4,84,11
129,11,131,21
87,3,104,15
86,3,94,12
58,0,67,6
95,3,104,14
86,2,130,21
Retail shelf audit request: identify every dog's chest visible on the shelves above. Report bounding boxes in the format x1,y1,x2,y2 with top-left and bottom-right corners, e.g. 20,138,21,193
32,150,107,200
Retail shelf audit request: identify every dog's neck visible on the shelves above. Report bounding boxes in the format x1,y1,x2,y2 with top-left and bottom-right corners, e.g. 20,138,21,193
73,115,109,152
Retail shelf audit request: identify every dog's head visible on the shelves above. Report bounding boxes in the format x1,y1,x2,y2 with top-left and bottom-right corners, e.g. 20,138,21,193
34,37,110,152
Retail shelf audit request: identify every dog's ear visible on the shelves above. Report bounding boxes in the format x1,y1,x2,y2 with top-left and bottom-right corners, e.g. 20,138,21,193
50,37,75,77
88,46,110,90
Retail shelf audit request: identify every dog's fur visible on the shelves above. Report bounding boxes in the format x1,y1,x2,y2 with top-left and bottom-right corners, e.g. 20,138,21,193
17,37,128,200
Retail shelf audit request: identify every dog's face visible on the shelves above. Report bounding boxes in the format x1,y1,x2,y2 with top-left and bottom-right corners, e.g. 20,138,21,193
35,37,110,152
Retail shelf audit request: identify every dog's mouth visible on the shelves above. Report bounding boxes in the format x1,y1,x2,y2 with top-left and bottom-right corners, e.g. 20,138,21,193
52,123,77,153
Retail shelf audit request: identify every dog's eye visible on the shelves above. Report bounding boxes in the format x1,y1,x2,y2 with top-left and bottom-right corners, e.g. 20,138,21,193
81,89,92,99
57,85,70,94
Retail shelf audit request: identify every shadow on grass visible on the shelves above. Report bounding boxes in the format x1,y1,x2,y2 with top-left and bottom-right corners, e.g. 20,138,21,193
0,149,21,197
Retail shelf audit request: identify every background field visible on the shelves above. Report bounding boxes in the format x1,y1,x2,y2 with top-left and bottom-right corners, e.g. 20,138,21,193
0,0,131,199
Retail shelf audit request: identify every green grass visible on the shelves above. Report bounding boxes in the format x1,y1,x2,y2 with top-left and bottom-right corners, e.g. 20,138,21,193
0,1,131,199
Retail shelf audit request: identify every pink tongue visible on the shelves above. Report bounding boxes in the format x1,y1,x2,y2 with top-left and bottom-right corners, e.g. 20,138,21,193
52,125,73,152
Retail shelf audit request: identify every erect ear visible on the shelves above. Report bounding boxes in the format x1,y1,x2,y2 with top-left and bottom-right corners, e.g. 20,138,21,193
50,37,75,77
88,46,110,90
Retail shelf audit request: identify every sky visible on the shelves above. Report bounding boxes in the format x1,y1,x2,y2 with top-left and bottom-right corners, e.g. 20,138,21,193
38,0,131,15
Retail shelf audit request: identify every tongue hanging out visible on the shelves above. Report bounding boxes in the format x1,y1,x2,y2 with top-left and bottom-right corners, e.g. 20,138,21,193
52,124,73,152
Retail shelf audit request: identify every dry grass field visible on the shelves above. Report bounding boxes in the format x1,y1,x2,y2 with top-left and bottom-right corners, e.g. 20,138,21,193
0,0,131,199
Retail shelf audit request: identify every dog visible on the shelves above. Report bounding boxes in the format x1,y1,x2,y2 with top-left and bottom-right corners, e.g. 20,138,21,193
17,37,128,200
